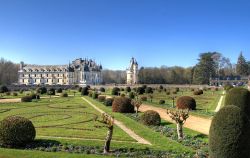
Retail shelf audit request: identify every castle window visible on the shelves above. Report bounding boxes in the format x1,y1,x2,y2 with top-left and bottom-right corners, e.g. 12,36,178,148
40,74,42,77
58,79,59,82
35,79,36,82
58,74,59,77
35,74,36,77
28,74,30,77
47,74,48,77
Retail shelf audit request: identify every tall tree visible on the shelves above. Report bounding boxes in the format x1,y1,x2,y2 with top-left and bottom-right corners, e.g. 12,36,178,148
0,58,19,85
236,52,248,76
192,52,217,84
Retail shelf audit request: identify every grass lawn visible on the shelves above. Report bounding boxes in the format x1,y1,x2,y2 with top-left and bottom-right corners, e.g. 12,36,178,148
0,95,199,157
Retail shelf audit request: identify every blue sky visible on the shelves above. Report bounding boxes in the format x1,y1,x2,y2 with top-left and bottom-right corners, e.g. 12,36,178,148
0,0,250,70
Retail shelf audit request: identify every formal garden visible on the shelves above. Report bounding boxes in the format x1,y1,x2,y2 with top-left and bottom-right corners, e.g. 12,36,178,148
0,84,250,158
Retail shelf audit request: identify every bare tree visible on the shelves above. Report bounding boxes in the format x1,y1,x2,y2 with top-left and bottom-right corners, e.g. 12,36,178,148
101,113,114,154
131,99,142,116
148,94,153,102
166,109,189,140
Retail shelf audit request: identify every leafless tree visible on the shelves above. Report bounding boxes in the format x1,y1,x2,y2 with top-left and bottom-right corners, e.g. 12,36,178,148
166,109,189,140
131,99,142,116
101,113,114,154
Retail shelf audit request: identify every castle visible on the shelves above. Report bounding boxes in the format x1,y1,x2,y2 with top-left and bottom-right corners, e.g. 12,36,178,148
126,57,138,84
18,58,102,86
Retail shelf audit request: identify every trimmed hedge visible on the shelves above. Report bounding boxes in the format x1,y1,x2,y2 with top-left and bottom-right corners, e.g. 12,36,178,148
104,98,114,106
125,87,131,92
21,96,33,102
136,87,145,95
99,87,105,92
0,85,8,93
92,92,99,99
0,116,36,147
81,87,89,96
176,96,196,110
140,110,161,126
111,87,120,96
56,88,63,93
60,92,68,97
47,88,55,95
193,90,203,95
224,87,250,116
145,87,153,94
224,84,233,92
209,105,250,158
112,97,134,113
36,87,47,94
159,100,165,105
98,95,106,102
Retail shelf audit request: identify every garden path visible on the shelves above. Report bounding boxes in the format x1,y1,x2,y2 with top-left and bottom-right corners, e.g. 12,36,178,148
214,91,225,112
140,104,211,135
81,97,152,145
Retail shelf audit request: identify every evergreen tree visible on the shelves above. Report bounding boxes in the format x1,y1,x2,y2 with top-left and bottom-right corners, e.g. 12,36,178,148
192,52,217,84
236,52,248,76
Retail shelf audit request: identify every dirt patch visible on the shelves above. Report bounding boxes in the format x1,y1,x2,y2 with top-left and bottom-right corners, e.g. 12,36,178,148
0,98,21,103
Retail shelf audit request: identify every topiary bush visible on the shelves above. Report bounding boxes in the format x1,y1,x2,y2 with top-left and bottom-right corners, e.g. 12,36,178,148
56,88,63,93
193,90,203,95
21,96,33,102
30,93,40,99
78,87,83,92
0,85,8,93
98,95,106,102
81,87,89,96
159,100,165,105
176,96,196,110
5,92,10,96
125,86,131,92
60,92,68,97
112,97,134,113
136,87,145,95
145,87,153,94
104,98,114,106
209,105,250,158
224,87,250,116
0,116,36,147
47,88,55,95
140,110,161,126
99,87,105,92
111,87,120,96
36,87,47,94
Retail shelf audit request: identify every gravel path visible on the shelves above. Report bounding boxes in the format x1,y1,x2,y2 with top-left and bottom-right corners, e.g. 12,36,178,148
81,97,152,145
214,91,225,112
140,104,211,135
0,98,21,103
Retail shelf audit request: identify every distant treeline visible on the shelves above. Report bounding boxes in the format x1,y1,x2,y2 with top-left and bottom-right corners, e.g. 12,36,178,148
1,52,249,85
0,58,19,85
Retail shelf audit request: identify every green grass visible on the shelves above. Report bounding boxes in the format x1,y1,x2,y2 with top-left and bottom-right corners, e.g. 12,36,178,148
138,90,222,118
0,97,134,142
83,97,195,154
0,148,108,158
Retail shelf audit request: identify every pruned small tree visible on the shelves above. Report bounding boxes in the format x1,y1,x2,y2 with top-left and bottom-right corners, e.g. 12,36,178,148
131,99,142,116
101,113,114,154
166,109,189,140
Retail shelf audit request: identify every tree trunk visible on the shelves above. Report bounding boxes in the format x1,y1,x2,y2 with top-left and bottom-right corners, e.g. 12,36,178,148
103,126,113,154
177,123,183,140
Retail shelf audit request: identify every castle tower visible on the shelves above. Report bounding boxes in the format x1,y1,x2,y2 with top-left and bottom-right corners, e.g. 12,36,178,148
126,57,138,85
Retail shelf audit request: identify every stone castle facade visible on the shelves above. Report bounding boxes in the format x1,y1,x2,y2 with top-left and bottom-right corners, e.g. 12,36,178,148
126,57,138,84
18,58,102,86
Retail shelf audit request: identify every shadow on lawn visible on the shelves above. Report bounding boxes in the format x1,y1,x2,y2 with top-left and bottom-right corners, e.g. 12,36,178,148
25,139,61,149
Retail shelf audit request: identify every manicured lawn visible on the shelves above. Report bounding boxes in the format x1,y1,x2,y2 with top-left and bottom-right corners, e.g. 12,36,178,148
0,97,134,142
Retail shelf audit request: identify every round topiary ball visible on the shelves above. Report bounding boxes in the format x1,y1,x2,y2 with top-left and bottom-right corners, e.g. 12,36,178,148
209,105,250,158
112,97,134,113
140,110,161,126
224,87,250,116
111,87,120,96
176,96,196,110
0,116,36,148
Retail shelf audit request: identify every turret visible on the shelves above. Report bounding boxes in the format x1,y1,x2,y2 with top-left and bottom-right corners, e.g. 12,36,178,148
20,61,24,70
